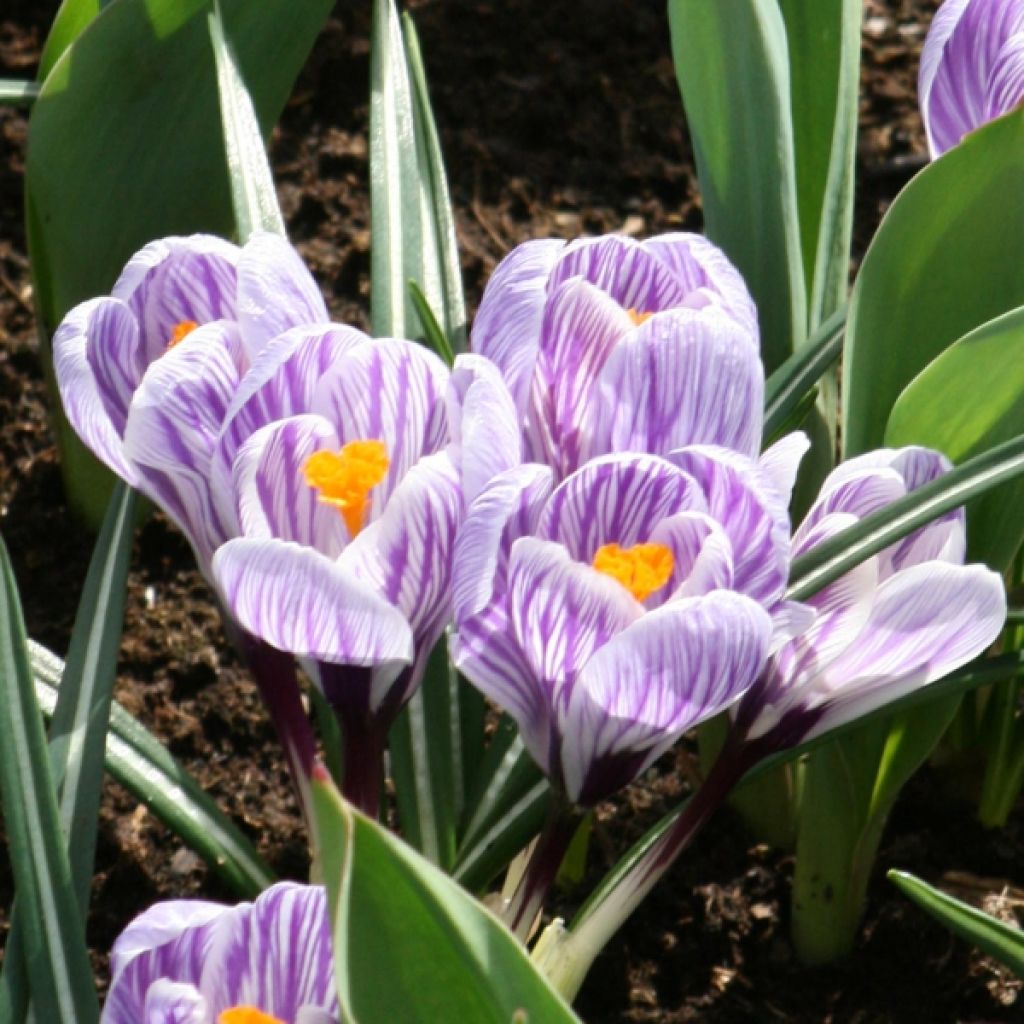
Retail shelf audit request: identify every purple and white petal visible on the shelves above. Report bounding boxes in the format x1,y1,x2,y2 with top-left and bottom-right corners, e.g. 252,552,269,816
212,538,414,672
648,511,735,602
446,353,523,505
201,883,336,1021
985,30,1024,120
524,277,633,473
758,431,811,512
560,591,772,803
139,980,208,1023
539,453,704,563
52,297,140,482
471,238,565,411
122,321,245,565
509,537,642,700
109,901,226,982
586,306,764,462
313,338,450,508
236,232,329,359
232,415,347,556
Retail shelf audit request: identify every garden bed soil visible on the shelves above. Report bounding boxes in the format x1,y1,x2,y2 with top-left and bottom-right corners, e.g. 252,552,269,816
2,1,1023,1020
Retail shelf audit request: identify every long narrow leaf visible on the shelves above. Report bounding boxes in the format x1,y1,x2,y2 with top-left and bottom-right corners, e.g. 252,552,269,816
787,434,1024,602
0,540,98,1022
208,1,286,239
0,79,39,105
889,870,1024,976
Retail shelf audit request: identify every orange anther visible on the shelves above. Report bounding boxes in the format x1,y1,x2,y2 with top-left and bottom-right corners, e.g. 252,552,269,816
592,541,674,602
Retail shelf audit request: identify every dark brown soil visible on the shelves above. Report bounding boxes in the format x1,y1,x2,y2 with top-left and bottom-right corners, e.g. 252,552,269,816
2,1,1023,1020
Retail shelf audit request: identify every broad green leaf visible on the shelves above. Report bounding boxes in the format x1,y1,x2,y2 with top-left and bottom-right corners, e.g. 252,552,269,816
668,0,806,371
787,433,1024,602
37,0,101,82
0,79,38,105
29,639,275,897
889,870,1024,976
886,305,1024,570
0,539,98,1022
208,1,286,240
312,772,582,1023
26,0,331,524
843,107,1024,457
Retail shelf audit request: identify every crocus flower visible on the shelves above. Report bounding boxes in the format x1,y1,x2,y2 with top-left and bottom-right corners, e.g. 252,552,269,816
53,231,332,569
734,445,1007,746
470,233,763,477
102,882,337,1024
451,450,775,807
919,0,1024,157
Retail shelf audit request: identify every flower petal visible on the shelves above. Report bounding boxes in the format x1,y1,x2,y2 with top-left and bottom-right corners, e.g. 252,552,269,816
560,591,771,803
236,232,329,359
986,30,1024,121
52,297,140,482
649,511,735,602
212,538,414,669
586,306,764,462
539,452,704,563
140,980,208,1023
758,431,810,511
471,238,566,411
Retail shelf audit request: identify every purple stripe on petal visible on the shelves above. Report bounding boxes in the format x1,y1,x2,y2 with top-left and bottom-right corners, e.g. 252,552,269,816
52,297,139,483
232,415,346,556
236,232,329,359
649,511,735,603
81,299,147,436
140,980,208,1023
985,31,1024,119
586,307,764,462
213,537,414,668
539,453,704,562
561,591,771,803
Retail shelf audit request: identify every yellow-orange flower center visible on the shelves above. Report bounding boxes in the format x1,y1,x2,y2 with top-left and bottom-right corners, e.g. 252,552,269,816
303,440,390,537
167,319,199,349
218,1009,286,1024
626,308,654,327
592,542,674,602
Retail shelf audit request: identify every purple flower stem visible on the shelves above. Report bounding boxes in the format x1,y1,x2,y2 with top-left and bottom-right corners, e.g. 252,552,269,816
505,794,582,942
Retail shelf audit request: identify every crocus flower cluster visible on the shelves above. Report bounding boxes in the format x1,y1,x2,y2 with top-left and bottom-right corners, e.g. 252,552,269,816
920,0,1024,157
102,882,336,1024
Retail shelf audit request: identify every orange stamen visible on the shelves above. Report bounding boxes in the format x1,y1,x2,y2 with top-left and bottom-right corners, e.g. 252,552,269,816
167,319,199,349
303,440,390,537
218,1008,286,1024
626,308,654,327
592,542,674,602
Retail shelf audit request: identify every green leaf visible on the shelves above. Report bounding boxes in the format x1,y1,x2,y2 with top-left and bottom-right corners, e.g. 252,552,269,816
37,0,101,82
0,539,98,1022
208,1,285,240
842,107,1024,457
668,0,806,371
0,79,39,105
312,771,582,1023
886,305,1024,570
787,433,1024,602
408,279,455,365
889,869,1024,976
29,639,275,897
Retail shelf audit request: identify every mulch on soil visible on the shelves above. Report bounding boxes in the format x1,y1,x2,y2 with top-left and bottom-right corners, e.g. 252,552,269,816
2,1,1022,1020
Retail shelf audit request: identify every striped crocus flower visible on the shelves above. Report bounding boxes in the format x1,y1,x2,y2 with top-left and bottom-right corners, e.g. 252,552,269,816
102,882,337,1024
920,0,1024,157
52,231,332,570
471,233,763,478
734,446,1007,746
451,449,777,807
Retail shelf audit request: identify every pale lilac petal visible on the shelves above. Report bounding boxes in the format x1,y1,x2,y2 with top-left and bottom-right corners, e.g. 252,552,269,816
201,883,337,1020
122,321,245,565
767,600,817,657
336,452,462,646
471,238,566,411
670,446,789,606
920,0,971,114
758,431,810,511
642,232,759,338
139,980,208,1023
805,561,1006,736
648,511,735,602
548,235,688,313
313,338,450,508
586,307,764,462
112,235,241,365
236,232,329,359
212,538,414,669
986,31,1024,119
508,537,642,697
211,323,366,529
52,297,139,482
560,592,772,803
109,901,226,982
539,453,704,563
524,277,633,473
232,415,347,556
796,467,906,547
446,353,523,505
